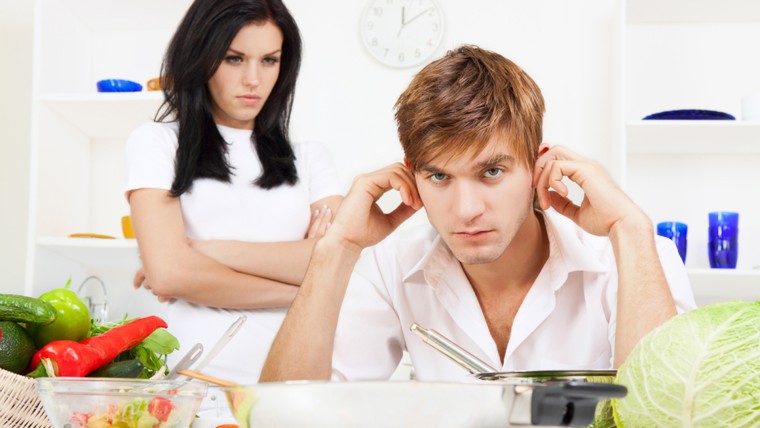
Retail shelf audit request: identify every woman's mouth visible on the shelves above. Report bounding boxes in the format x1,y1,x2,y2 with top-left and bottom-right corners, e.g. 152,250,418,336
238,94,261,106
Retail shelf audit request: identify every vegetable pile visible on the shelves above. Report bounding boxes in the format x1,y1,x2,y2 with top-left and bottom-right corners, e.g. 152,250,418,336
613,300,760,427
0,278,179,379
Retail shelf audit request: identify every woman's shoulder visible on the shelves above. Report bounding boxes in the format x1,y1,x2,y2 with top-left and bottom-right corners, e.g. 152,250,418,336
291,140,334,161
129,121,179,139
127,121,180,149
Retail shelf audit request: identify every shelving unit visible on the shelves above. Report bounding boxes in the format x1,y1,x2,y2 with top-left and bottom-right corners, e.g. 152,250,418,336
25,0,191,318
617,0,760,306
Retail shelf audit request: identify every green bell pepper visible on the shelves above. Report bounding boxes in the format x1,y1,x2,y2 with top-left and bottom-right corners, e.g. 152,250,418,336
28,278,90,348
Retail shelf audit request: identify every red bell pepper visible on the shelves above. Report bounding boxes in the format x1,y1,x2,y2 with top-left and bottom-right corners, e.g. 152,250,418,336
27,316,167,377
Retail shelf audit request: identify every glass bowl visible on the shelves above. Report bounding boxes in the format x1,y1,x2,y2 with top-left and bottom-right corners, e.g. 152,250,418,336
96,79,143,92
36,377,207,428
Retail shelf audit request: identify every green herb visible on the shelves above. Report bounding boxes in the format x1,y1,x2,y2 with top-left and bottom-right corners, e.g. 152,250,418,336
87,315,180,378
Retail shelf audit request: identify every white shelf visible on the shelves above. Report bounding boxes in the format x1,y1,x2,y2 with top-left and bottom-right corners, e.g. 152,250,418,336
37,236,140,270
626,0,760,24
689,268,760,304
626,121,760,154
41,92,164,139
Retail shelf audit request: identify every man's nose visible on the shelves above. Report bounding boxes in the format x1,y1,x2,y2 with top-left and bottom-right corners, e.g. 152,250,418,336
452,181,486,220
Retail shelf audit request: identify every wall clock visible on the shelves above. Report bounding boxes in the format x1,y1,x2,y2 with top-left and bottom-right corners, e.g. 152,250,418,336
359,0,445,69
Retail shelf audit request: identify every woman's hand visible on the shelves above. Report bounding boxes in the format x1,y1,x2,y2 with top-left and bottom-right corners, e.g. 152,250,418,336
305,204,333,239
133,268,173,303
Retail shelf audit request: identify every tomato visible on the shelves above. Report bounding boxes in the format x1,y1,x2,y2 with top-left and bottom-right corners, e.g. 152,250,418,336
27,281,90,348
148,397,174,422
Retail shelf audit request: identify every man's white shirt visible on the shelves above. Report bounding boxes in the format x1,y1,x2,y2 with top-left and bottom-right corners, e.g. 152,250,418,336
331,210,697,382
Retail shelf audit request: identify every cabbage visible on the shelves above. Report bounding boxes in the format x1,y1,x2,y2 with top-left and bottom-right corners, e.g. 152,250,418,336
613,300,760,427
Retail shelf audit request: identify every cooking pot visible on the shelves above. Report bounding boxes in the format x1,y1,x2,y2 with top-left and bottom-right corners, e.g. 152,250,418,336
410,323,620,427
223,379,625,428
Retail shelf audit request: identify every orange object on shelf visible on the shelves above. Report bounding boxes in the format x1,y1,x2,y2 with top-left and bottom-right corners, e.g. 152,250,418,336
146,77,161,91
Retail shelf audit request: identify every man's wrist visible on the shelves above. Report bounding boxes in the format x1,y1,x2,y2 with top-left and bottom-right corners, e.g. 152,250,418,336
608,212,654,252
314,231,364,262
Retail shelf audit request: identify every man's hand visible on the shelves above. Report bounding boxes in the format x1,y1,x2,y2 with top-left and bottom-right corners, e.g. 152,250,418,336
532,145,649,237
327,163,422,253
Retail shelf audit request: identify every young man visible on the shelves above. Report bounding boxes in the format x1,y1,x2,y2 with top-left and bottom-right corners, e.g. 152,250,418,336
260,45,696,382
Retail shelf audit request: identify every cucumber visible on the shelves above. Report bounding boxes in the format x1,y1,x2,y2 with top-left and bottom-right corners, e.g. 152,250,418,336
0,294,57,325
89,359,145,378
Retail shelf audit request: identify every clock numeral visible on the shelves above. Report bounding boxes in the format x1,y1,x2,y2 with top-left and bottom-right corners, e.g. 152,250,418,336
398,52,405,62
432,22,439,31
427,39,433,47
383,48,389,57
373,7,383,16
371,37,378,47
414,49,421,58
367,21,375,30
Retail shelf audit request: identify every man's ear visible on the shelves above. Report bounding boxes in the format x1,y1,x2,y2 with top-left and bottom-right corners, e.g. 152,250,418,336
538,143,550,157
403,158,411,169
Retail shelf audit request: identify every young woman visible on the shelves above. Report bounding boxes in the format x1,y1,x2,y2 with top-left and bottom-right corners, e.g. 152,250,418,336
125,0,342,384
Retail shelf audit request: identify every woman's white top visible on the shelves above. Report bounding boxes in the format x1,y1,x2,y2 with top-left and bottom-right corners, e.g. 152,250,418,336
125,121,342,383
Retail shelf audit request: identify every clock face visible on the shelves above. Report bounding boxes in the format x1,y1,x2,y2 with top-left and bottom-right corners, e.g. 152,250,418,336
360,0,445,69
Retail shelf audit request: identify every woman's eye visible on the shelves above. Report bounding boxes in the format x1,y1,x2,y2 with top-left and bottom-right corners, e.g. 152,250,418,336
483,168,502,179
225,55,243,64
263,56,280,65
430,173,448,183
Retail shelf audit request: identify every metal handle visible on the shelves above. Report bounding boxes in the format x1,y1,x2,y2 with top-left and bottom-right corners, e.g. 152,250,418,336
193,315,247,373
509,381,627,426
410,323,496,374
166,342,204,380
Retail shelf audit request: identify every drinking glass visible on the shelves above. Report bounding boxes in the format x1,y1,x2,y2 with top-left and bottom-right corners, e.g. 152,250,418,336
657,221,687,263
708,211,738,269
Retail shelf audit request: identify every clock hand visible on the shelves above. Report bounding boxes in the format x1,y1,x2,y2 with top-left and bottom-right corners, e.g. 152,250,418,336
403,7,432,27
397,6,407,37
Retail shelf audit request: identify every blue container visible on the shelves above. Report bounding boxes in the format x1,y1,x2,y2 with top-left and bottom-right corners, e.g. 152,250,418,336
96,79,143,92
657,221,687,263
708,212,738,269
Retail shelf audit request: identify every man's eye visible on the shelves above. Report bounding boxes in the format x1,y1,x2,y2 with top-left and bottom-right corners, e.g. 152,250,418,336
430,173,448,183
484,168,502,179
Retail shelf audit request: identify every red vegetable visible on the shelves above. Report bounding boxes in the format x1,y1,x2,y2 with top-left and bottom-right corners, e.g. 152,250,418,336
148,396,173,422
27,316,167,377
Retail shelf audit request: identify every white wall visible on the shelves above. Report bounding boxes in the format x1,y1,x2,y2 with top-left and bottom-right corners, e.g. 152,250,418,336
0,0,616,298
0,23,33,295
288,0,616,220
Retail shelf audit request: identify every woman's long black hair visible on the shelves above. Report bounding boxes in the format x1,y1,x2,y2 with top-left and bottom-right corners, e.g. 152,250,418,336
157,0,302,196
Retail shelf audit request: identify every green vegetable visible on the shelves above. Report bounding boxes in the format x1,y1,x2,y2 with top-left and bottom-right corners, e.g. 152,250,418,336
88,359,145,378
0,321,36,374
613,300,760,427
88,314,180,378
0,293,57,325
27,278,90,348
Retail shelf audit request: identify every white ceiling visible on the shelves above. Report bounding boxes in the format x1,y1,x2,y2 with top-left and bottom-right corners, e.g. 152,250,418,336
0,0,35,29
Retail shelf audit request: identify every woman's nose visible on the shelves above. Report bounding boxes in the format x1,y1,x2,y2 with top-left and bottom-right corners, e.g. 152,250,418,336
243,65,260,87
